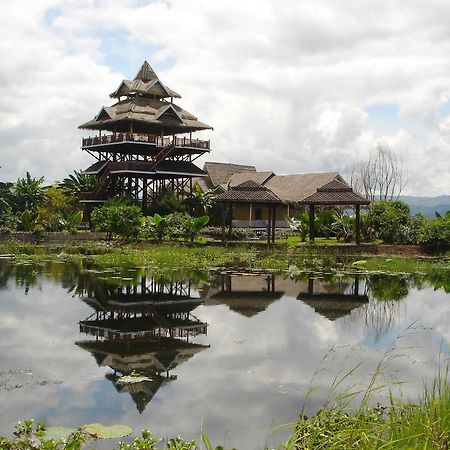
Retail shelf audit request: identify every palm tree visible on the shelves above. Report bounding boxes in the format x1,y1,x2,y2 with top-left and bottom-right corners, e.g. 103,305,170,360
61,170,96,197
14,172,47,212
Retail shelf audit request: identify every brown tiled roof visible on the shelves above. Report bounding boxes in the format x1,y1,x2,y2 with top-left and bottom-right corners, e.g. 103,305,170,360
203,162,256,187
299,180,370,205
317,179,352,192
216,180,283,204
264,172,343,203
226,171,274,188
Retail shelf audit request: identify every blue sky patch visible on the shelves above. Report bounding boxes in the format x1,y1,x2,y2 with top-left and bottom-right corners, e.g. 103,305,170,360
44,7,62,27
365,103,424,136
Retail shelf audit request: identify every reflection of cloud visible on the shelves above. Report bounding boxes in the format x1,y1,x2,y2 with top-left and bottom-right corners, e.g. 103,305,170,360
1,269,450,449
2,2,450,193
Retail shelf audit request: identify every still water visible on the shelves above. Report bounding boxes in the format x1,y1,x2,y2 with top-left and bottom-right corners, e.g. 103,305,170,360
0,258,449,449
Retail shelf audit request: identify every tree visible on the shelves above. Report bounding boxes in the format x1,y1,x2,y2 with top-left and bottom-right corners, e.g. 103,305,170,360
348,144,407,201
14,172,47,213
61,170,96,197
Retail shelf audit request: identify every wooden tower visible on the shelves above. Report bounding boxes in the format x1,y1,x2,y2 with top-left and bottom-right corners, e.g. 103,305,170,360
78,61,212,212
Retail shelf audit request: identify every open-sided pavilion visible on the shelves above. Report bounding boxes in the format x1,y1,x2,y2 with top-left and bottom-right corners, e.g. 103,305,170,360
298,179,370,245
215,180,285,244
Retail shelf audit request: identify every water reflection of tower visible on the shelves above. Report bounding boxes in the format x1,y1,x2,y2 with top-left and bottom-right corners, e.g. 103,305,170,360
297,273,369,321
75,274,209,413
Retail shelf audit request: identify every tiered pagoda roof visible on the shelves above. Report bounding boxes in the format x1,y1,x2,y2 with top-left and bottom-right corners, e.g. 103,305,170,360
79,61,212,135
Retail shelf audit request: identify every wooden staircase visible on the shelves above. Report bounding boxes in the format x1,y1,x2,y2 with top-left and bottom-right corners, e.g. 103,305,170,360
152,140,176,169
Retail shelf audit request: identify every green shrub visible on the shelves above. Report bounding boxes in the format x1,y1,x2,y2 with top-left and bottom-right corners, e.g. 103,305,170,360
91,206,143,241
201,226,256,240
417,213,450,248
370,200,411,243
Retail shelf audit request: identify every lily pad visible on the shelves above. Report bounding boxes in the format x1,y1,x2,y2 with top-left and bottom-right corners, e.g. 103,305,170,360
83,423,133,439
44,426,76,441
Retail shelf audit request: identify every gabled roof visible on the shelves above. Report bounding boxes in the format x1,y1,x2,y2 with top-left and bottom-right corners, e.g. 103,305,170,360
110,61,181,99
299,179,370,205
79,96,212,134
135,60,158,82
226,171,274,189
203,162,256,187
264,172,344,203
216,180,283,204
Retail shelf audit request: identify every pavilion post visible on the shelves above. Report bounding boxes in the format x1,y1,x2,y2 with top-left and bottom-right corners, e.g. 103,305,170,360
267,207,271,244
272,206,276,243
309,204,315,243
228,204,233,240
221,203,226,242
355,204,361,245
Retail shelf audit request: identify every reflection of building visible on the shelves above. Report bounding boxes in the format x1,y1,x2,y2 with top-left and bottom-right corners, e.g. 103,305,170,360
205,273,284,317
298,274,369,321
76,275,209,413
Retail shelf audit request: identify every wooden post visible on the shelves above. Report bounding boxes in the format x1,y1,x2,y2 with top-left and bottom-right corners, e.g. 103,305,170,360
272,206,276,243
355,204,361,245
228,204,233,240
221,203,226,242
308,274,314,295
267,206,271,244
309,204,315,243
249,203,252,228
142,179,148,215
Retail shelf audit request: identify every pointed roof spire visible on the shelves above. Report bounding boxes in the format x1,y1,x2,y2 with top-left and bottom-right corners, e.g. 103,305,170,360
134,60,158,82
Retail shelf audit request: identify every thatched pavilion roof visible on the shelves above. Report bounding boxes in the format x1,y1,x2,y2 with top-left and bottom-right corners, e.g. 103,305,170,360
215,180,284,204
298,179,370,206
79,61,212,135
110,61,181,99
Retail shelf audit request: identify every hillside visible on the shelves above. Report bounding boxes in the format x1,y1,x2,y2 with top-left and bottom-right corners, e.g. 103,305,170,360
400,195,450,217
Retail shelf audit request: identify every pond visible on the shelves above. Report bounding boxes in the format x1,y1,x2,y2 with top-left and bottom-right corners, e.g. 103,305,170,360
0,258,449,449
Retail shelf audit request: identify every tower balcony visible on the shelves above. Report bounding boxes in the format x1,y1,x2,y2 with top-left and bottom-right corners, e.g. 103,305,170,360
82,133,210,152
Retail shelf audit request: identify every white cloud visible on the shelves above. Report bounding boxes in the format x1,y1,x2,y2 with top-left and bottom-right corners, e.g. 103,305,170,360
0,0,449,194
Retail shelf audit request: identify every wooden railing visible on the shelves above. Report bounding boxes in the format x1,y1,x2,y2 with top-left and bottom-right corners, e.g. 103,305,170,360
82,133,210,149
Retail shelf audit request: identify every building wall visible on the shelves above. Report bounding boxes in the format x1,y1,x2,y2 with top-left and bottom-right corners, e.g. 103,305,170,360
232,204,290,228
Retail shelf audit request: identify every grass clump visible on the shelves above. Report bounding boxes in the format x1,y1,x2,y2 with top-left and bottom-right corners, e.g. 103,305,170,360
285,367,450,450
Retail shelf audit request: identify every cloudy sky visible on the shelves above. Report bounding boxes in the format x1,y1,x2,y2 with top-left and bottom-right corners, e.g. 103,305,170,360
1,0,450,196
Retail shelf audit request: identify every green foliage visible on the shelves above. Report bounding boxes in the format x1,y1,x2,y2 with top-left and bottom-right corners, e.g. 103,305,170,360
91,205,143,240
144,213,170,241
60,170,96,197
181,213,209,242
201,226,255,240
147,188,186,216
370,200,411,244
16,210,37,232
14,172,47,213
0,422,231,450
417,212,450,248
190,183,219,214
287,212,310,241
0,181,16,212
331,211,355,242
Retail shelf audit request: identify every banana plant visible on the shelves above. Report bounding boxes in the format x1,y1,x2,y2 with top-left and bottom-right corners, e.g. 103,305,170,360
16,209,37,232
65,211,83,233
182,213,209,242
146,213,169,241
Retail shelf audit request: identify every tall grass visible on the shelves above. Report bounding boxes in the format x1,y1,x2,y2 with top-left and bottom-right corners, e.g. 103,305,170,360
283,362,450,449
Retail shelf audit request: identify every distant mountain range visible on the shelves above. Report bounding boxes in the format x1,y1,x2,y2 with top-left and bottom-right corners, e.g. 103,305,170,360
399,195,450,217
